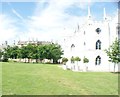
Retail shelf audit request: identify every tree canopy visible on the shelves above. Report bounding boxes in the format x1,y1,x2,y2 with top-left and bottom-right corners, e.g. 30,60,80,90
105,38,120,64
83,57,89,63
2,43,63,63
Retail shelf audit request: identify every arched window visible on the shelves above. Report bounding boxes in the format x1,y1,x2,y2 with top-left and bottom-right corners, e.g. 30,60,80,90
84,42,86,46
116,25,120,35
95,56,101,65
71,44,75,51
71,44,75,48
96,40,101,50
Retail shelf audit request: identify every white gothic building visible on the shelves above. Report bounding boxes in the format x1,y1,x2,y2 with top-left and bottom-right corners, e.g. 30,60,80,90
61,7,120,72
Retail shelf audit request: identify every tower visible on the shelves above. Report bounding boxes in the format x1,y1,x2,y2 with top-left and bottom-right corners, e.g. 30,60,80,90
88,6,91,19
103,8,107,20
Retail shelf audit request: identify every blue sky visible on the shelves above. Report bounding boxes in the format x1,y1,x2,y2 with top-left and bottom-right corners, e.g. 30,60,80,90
0,0,119,45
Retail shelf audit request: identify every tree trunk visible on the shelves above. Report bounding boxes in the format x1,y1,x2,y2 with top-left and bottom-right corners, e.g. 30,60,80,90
25,58,26,63
19,58,21,62
53,59,57,64
36,59,38,63
114,63,116,72
28,58,30,63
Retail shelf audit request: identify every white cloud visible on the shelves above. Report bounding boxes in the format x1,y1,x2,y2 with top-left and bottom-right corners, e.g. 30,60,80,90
12,8,24,20
25,1,91,42
3,1,115,45
0,14,18,45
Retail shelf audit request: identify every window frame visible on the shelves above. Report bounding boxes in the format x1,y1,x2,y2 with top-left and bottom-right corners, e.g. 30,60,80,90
95,56,101,65
96,40,101,50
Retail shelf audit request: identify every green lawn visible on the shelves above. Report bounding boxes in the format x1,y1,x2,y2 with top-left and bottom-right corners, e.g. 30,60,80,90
2,62,118,95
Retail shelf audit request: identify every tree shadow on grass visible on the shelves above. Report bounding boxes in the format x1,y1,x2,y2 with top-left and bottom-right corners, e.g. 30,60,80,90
110,72,120,74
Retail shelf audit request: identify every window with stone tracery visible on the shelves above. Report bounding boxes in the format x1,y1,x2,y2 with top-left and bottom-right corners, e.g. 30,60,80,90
95,56,101,65
96,40,101,50
71,44,75,51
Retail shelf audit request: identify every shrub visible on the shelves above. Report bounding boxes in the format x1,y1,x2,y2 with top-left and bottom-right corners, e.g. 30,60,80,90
71,56,75,63
62,57,68,65
83,57,89,63
75,56,81,61
2,53,8,62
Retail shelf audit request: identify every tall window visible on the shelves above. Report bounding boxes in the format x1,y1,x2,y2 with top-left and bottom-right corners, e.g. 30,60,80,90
71,44,75,51
84,42,86,46
96,40,101,50
84,31,85,35
116,25,120,35
95,56,101,65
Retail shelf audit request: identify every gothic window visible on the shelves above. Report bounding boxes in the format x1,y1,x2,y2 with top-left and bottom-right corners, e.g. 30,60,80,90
84,31,85,35
84,42,86,46
116,26,120,35
96,28,101,34
96,40,101,50
95,56,101,65
71,44,75,51
71,44,75,48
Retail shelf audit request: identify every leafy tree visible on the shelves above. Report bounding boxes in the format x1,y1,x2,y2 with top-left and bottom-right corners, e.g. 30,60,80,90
71,56,75,63
3,45,12,61
83,57,89,63
2,43,63,64
2,53,8,62
0,49,3,61
105,38,120,72
4,45,12,58
83,57,89,71
20,46,29,62
38,45,45,62
11,46,19,59
49,44,63,63
26,44,34,62
62,57,68,65
17,48,22,62
75,56,81,65
4,45,19,59
32,45,39,63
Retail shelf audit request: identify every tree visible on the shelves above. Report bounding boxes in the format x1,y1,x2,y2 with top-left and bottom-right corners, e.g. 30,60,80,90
32,45,39,63
4,45,19,59
4,45,12,59
17,48,22,62
71,56,75,63
0,49,3,61
105,38,120,72
11,46,19,59
3,45,12,62
49,44,63,63
83,57,89,71
1,43,63,64
62,57,68,65
38,45,46,62
75,56,81,65
2,53,8,62
20,46,29,62
26,44,34,63
83,57,89,63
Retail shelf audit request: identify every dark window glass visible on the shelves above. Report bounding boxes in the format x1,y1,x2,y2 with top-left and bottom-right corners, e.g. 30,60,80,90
96,28,101,34
96,40,101,50
95,56,101,65
71,44,75,48
84,31,85,35
71,44,75,51
84,42,86,46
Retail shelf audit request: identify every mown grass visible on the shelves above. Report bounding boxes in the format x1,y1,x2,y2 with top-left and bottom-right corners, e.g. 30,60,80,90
2,62,118,95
